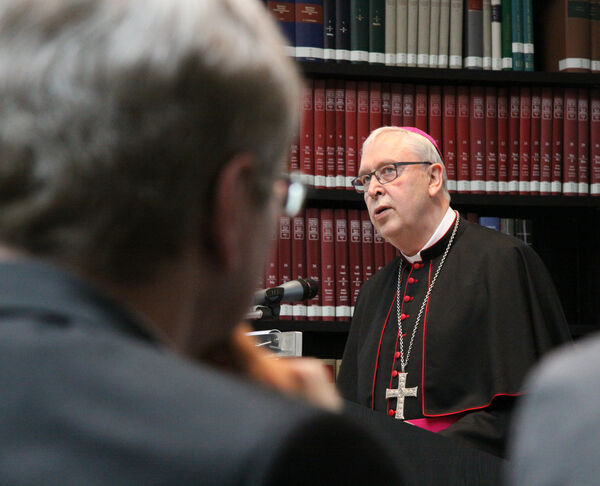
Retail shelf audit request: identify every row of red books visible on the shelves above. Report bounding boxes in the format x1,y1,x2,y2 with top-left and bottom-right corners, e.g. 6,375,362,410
294,79,600,196
262,208,398,321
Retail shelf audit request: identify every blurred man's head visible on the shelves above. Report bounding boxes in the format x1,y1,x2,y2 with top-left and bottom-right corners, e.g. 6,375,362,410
0,0,301,354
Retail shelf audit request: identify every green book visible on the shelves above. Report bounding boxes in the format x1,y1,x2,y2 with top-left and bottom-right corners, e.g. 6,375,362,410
522,0,534,71
511,0,524,70
369,0,386,64
350,0,370,63
502,0,513,69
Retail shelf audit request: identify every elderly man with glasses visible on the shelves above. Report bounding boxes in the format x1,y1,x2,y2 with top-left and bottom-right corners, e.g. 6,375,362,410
337,126,571,458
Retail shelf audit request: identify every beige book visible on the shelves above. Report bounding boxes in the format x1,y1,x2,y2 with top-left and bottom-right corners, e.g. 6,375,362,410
417,0,431,66
407,0,419,66
438,0,451,67
395,0,409,65
482,0,492,69
429,0,441,66
385,0,397,65
449,0,464,68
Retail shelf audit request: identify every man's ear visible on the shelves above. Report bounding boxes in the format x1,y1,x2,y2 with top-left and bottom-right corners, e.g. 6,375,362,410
210,154,256,270
427,163,445,196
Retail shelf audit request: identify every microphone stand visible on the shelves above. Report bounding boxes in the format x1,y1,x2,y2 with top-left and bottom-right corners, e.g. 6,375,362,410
245,287,286,321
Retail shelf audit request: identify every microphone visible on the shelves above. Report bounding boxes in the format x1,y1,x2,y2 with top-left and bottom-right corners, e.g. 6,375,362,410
252,278,319,306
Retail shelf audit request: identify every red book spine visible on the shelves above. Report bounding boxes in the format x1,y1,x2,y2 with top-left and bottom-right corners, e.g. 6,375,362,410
519,87,532,194
591,88,600,196
344,81,358,189
320,208,336,321
288,138,300,173
443,85,457,193
497,87,509,194
428,85,442,149
415,84,428,131
485,86,498,193
355,81,369,185
313,79,326,189
265,229,278,290
540,87,553,195
563,87,578,195
369,81,383,132
305,208,321,320
292,211,307,320
457,86,471,193
361,210,375,283
335,80,346,189
300,80,314,187
334,209,350,321
391,83,403,126
551,88,564,195
382,83,392,127
325,79,337,189
373,228,385,272
277,215,292,319
530,88,542,194
348,209,363,316
402,84,416,127
508,87,520,194
469,86,486,194
577,88,589,195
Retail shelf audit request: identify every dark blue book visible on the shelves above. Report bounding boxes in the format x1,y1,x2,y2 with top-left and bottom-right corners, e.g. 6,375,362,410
267,2,296,57
335,0,351,62
323,0,336,61
296,0,324,61
478,216,501,231
511,0,524,71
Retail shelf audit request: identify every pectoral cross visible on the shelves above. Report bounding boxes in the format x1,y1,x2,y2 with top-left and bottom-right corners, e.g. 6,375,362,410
385,372,418,420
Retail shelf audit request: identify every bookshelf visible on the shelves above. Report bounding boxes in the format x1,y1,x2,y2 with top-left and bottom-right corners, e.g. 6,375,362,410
252,58,600,359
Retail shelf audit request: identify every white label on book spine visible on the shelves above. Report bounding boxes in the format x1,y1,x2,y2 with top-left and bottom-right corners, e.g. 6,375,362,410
464,56,483,68
323,48,336,60
559,58,592,71
508,180,518,192
483,57,492,69
523,43,534,54
385,53,397,65
438,54,448,67
429,54,438,66
396,53,407,65
407,53,418,65
321,306,335,317
350,50,369,62
293,304,307,317
486,181,499,192
530,181,540,193
335,175,346,188
301,173,314,186
280,304,293,317
295,47,324,59
315,175,326,187
417,53,429,66
592,60,600,71
369,52,386,64
326,176,336,188
336,49,351,61
457,180,471,192
492,58,502,70
472,180,486,192
502,57,513,69
591,182,600,195
447,180,457,191
540,182,551,193
519,181,530,192
307,305,322,318
551,181,562,193
511,42,524,53
336,305,351,317
449,55,462,68
345,176,356,188
284,46,296,57
578,183,589,194
563,182,577,194
499,181,508,192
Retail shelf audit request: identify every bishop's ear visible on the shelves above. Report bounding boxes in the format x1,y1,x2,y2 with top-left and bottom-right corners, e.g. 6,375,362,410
427,163,445,196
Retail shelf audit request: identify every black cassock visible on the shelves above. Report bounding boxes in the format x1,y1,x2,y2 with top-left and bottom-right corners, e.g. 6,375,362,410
337,214,572,457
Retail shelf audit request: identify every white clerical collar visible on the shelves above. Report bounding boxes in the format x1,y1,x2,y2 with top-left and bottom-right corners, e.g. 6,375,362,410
402,207,457,264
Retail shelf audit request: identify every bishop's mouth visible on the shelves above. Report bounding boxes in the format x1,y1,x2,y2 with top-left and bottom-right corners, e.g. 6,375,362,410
374,206,391,216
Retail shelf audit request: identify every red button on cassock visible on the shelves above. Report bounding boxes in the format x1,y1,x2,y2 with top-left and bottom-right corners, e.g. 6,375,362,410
394,351,401,359
388,409,395,416
392,370,398,377
400,313,410,320
403,295,411,302
408,277,417,284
